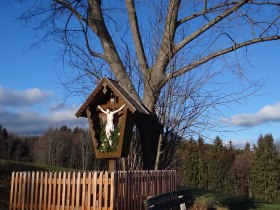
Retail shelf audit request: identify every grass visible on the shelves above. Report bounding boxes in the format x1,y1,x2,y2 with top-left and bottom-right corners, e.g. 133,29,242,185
0,159,74,209
189,188,280,210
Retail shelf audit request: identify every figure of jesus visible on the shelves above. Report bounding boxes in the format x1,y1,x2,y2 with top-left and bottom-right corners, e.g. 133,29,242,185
97,104,125,144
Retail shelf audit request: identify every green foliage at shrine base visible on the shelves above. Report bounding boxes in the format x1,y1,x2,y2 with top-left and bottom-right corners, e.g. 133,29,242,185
189,188,280,210
97,121,120,152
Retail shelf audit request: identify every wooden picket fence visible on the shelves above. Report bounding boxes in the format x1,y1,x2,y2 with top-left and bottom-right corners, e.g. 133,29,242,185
9,170,176,210
116,170,176,210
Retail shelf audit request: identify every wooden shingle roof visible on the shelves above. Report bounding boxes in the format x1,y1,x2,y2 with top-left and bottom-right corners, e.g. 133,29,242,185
75,77,149,118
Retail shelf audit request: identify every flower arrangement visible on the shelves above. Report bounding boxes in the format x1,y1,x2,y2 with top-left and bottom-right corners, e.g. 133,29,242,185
97,120,120,152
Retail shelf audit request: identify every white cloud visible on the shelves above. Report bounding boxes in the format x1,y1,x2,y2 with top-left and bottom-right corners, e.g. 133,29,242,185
0,86,52,106
229,102,280,127
0,86,87,135
0,105,88,135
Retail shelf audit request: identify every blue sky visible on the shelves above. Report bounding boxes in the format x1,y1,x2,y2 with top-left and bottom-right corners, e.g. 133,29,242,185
0,4,280,146
0,5,88,135
218,41,280,146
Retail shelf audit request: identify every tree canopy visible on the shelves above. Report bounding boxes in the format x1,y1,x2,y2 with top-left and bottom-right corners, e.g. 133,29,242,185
15,0,280,169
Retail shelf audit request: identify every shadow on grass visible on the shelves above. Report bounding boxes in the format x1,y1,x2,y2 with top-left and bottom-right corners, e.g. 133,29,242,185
186,188,280,210
221,197,256,210
188,188,257,210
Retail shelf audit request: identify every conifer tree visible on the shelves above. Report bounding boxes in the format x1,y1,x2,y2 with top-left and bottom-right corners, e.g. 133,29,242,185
197,136,208,189
0,126,9,159
223,141,235,193
207,136,224,191
0,125,4,159
251,134,280,202
207,136,235,192
244,142,251,153
183,137,199,187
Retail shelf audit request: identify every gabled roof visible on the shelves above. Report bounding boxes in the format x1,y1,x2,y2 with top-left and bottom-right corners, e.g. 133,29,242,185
75,77,149,117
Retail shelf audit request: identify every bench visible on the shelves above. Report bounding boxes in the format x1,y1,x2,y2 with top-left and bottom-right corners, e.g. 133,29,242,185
144,189,193,210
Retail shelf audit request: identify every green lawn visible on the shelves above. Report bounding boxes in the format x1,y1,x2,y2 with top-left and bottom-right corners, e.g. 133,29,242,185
0,159,73,209
189,188,280,210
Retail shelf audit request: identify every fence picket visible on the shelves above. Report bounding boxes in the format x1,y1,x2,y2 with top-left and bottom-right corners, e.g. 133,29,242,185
51,172,56,210
9,172,15,210
61,172,66,210
66,172,71,210
75,172,81,208
57,172,62,210
43,172,48,209
48,172,52,210
82,172,86,209
98,171,103,210
38,172,43,210
17,172,22,209
92,172,97,209
70,172,75,210
21,172,26,210
110,172,115,210
87,172,91,209
26,172,31,210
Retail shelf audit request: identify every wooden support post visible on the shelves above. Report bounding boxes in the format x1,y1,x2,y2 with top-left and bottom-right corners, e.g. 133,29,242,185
108,159,117,172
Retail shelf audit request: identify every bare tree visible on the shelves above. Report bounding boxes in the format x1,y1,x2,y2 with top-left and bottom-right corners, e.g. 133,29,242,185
73,127,94,170
37,128,72,166
121,127,143,170
233,152,251,197
16,0,280,169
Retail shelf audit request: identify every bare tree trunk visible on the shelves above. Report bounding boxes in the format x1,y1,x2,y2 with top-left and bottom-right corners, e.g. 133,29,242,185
122,127,143,170
248,176,252,198
154,133,163,170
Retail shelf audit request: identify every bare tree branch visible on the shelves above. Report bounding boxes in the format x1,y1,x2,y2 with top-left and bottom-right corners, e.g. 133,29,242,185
125,0,149,73
154,0,181,73
177,1,239,25
168,35,280,80
54,0,86,22
54,0,106,60
175,0,249,53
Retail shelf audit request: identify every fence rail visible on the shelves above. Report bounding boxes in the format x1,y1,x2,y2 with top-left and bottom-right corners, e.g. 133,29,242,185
9,170,176,210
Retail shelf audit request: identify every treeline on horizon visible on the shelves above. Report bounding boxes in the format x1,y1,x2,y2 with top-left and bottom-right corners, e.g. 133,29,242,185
0,125,106,171
177,135,280,203
0,125,280,203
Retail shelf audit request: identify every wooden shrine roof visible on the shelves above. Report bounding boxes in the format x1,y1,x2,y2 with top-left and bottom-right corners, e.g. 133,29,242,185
75,77,149,118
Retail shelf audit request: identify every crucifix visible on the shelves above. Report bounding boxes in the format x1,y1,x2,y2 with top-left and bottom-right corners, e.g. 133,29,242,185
97,104,125,145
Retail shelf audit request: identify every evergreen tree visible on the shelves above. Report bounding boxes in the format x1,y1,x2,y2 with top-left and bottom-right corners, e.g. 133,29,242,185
223,141,235,193
0,126,9,159
183,137,199,187
244,142,251,153
207,136,235,192
1,128,8,139
0,125,4,159
197,136,208,189
251,134,280,202
207,136,224,191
